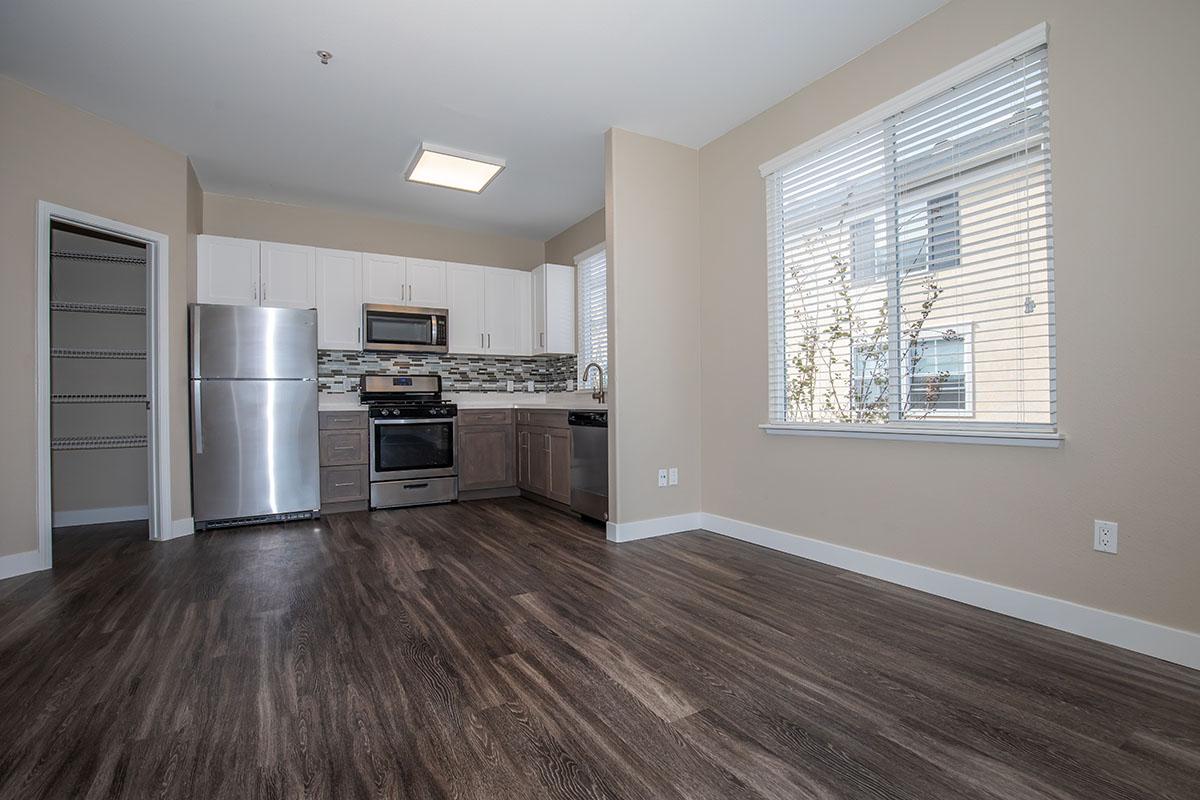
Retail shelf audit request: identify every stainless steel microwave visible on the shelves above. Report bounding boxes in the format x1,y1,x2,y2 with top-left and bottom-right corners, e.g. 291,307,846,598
361,304,449,353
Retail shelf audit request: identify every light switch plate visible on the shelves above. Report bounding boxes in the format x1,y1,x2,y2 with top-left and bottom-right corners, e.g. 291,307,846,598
668,467,679,486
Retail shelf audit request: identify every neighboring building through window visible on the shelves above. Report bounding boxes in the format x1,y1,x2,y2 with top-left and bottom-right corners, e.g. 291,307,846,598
764,40,1053,431
575,244,607,389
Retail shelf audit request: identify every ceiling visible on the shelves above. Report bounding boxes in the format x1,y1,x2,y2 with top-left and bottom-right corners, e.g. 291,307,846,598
0,0,945,240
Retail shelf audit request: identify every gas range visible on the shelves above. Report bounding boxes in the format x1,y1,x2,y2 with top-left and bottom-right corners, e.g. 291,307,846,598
359,374,458,509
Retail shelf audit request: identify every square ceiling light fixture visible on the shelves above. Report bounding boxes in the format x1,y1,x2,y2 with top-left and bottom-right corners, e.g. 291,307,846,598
405,143,506,193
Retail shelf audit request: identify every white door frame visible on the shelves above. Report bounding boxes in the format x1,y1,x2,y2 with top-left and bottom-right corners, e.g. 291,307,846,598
36,201,173,568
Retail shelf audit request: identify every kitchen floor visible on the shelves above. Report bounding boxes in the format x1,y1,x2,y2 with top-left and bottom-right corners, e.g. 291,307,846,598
0,500,1197,799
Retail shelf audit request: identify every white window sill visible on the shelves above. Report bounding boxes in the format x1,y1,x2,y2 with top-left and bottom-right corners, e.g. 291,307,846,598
759,423,1062,448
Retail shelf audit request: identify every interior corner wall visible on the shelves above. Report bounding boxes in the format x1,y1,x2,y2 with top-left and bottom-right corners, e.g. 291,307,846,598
697,0,1200,633
0,75,193,557
544,208,605,265
201,193,547,271
606,128,701,525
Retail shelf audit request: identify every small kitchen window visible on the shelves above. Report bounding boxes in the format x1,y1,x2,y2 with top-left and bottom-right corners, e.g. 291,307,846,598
576,244,608,389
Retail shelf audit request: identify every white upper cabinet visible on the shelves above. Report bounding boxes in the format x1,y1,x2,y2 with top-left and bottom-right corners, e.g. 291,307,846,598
406,258,447,307
446,263,486,354
363,255,446,307
316,249,363,351
362,252,406,306
259,241,316,309
197,235,260,306
484,268,522,355
531,263,576,354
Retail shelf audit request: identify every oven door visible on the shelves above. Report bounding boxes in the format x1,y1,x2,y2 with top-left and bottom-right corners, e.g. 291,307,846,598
362,304,448,353
369,417,457,481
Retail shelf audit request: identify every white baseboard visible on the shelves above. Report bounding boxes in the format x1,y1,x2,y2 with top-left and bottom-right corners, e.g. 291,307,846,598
699,513,1200,671
607,512,703,542
0,549,47,581
160,518,195,540
52,505,148,527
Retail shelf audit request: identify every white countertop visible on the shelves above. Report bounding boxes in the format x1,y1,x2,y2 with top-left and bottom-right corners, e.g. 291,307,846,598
447,391,606,411
318,392,606,412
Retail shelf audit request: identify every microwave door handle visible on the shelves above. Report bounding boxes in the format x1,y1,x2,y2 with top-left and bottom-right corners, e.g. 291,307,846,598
431,315,437,345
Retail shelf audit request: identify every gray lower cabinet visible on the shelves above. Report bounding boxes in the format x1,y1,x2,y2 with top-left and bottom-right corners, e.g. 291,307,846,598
516,410,571,506
458,409,515,491
318,410,369,513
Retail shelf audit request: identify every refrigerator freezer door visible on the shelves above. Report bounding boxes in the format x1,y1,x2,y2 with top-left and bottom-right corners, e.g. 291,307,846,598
191,378,319,524
190,304,317,380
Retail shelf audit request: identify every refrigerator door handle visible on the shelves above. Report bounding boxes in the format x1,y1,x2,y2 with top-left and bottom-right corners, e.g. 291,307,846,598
192,381,203,454
191,307,201,379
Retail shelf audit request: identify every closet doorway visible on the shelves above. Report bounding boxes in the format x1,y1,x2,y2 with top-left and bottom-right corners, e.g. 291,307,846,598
36,202,173,569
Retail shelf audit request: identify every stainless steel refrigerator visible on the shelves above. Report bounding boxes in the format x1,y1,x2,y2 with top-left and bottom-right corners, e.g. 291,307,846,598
189,304,320,528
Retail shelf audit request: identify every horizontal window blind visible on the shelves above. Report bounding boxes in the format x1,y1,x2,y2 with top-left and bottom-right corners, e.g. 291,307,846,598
766,43,1054,430
576,246,608,388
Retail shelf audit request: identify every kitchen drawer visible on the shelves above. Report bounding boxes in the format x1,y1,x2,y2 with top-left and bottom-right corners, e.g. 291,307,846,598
320,465,369,504
460,408,514,426
319,429,369,466
319,410,368,430
515,409,568,429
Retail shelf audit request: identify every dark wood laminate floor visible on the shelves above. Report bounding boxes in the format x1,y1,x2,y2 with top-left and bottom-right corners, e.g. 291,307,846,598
0,499,1197,799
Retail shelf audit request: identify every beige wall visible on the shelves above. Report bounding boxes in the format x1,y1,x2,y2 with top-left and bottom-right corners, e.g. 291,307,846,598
607,129,701,524
544,208,604,265
0,76,193,557
203,193,546,271
186,159,203,302
698,0,1200,632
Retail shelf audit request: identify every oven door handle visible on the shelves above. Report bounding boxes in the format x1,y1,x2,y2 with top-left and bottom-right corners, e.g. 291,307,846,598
372,418,456,426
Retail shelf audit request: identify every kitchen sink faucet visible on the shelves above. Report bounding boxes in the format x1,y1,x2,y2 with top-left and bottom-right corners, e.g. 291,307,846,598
581,362,606,404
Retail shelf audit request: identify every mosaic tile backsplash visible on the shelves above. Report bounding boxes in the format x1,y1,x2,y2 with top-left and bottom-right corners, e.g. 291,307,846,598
318,350,578,394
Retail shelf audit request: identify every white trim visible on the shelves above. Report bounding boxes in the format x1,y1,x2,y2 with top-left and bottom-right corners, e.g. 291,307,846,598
760,423,1062,447
759,23,1049,177
573,242,606,265
164,518,195,540
0,549,45,582
699,513,1200,671
606,512,702,542
36,202,174,570
52,505,149,527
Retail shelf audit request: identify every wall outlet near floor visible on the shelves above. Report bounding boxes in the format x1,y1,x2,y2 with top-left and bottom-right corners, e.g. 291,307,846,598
668,467,679,486
657,469,669,487
1094,520,1118,554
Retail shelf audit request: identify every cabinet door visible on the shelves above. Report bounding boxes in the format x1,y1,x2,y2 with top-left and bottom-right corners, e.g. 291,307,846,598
363,253,405,305
406,258,447,307
446,263,485,353
197,235,259,306
531,265,547,354
544,264,576,354
316,249,363,351
483,268,521,355
546,428,571,505
527,429,549,496
260,242,316,309
459,425,515,490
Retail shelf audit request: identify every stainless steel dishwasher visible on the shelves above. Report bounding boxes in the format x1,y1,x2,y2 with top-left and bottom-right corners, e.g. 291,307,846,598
568,410,608,522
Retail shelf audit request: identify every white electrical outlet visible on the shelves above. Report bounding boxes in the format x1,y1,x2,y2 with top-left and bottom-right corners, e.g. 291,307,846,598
1094,520,1118,554
525,379,535,392
657,469,668,487
668,467,679,486
506,379,514,392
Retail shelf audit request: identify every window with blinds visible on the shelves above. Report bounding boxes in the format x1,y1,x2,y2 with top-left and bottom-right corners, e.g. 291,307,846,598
765,42,1054,432
576,245,608,388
